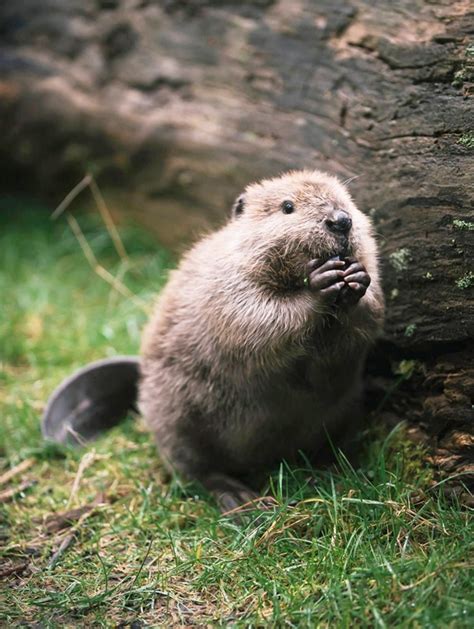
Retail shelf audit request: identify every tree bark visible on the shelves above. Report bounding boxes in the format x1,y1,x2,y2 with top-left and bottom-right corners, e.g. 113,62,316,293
1,0,472,498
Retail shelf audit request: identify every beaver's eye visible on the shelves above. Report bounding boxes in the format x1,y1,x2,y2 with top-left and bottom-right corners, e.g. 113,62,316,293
282,200,294,214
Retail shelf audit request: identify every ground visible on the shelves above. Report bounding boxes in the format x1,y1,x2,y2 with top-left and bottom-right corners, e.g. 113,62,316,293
0,204,473,627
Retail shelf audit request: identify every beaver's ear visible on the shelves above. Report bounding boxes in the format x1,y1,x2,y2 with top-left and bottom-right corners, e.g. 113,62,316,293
231,195,245,218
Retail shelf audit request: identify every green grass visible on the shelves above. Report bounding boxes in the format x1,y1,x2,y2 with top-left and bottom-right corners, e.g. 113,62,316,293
1,202,473,627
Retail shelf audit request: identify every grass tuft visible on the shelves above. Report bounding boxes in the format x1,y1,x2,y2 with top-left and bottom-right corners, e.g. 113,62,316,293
1,202,473,626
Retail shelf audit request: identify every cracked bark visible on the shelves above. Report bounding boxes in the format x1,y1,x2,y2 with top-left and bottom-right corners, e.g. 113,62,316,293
0,0,472,500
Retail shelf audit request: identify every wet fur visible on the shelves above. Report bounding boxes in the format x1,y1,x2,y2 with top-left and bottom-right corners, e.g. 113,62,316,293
139,170,384,508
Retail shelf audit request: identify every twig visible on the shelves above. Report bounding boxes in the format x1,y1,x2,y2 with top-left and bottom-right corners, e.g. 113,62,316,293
48,533,75,569
0,561,29,579
0,480,36,503
35,492,106,527
44,504,97,533
0,458,34,486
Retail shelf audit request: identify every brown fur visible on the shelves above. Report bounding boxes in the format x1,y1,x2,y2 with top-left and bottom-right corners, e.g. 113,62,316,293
139,170,384,510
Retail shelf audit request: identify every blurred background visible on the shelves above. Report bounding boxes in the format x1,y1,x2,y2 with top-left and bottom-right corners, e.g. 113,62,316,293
0,1,470,248
0,1,473,481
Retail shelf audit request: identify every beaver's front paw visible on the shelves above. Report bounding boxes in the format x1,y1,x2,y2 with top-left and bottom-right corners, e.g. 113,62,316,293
338,258,371,307
305,258,346,304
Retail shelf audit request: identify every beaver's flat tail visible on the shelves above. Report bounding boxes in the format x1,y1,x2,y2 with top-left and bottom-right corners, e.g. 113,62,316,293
42,356,140,445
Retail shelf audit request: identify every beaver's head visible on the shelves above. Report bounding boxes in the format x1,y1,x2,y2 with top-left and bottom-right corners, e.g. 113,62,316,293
230,170,373,291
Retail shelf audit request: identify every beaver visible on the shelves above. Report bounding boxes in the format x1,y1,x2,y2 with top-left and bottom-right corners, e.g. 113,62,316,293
138,170,384,511
42,169,384,513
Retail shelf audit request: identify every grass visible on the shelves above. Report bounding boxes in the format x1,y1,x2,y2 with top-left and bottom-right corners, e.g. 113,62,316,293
1,201,473,627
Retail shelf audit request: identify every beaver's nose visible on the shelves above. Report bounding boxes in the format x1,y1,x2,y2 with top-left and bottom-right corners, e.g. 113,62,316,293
325,210,352,234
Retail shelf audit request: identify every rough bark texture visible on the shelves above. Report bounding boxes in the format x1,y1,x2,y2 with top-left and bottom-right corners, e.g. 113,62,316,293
1,0,472,498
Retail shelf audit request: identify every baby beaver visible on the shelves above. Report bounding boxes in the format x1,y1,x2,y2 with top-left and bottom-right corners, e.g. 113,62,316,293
138,169,384,511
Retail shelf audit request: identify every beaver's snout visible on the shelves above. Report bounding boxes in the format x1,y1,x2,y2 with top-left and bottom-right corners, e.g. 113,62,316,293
325,210,352,235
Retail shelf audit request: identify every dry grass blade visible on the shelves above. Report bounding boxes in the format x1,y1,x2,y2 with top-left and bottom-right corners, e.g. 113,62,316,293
67,451,96,507
52,174,138,311
89,174,128,261
51,173,128,262
51,173,92,220
0,458,34,486
66,213,148,312
221,495,279,518
47,533,75,569
399,561,473,591
256,513,311,547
